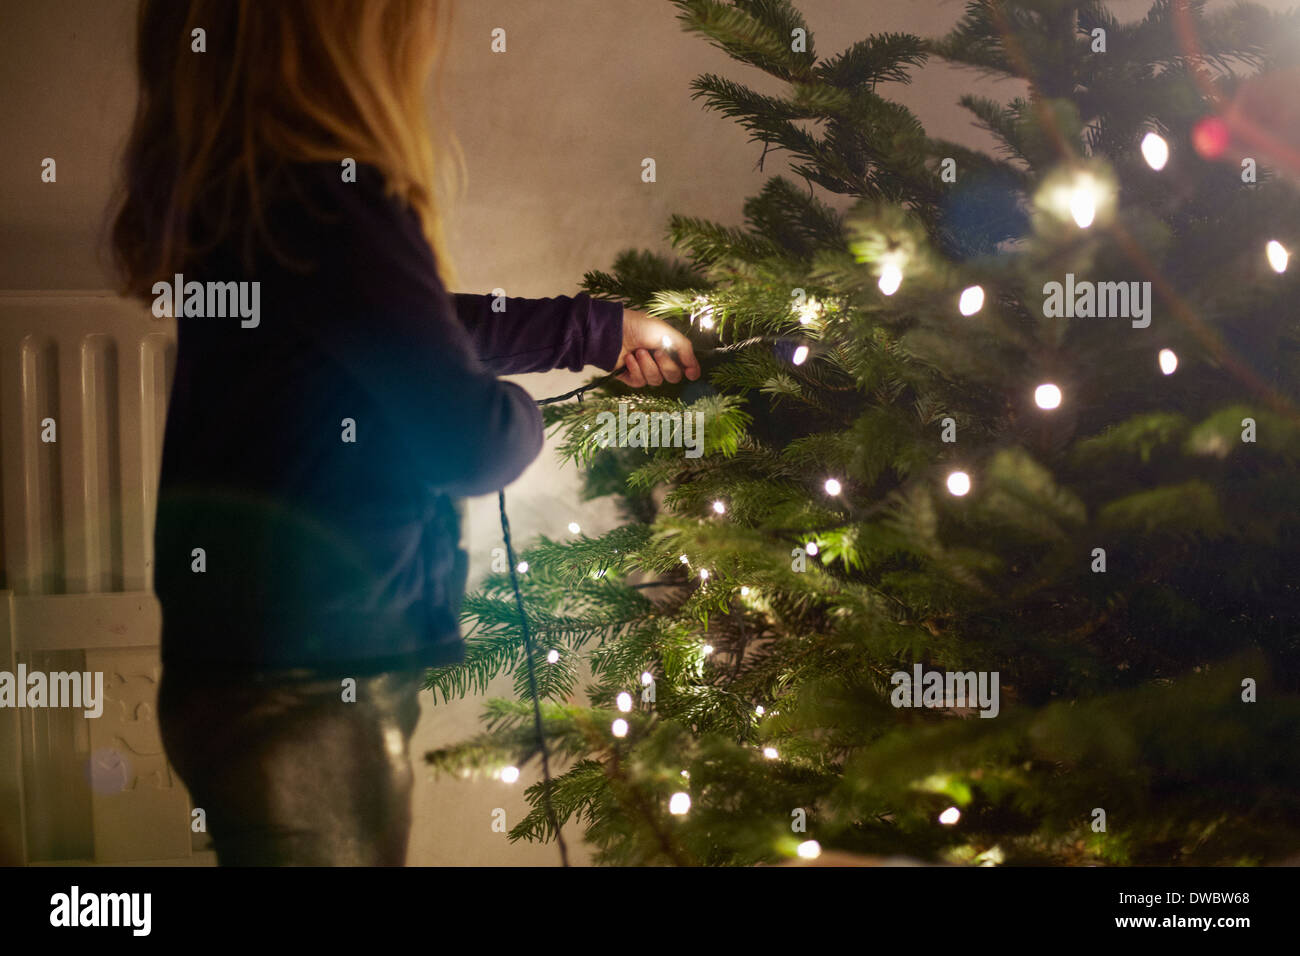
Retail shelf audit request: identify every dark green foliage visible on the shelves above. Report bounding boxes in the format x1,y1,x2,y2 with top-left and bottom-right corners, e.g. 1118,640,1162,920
427,0,1300,865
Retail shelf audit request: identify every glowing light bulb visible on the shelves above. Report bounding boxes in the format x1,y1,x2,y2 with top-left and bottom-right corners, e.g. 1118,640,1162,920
947,471,971,497
740,586,750,597
567,522,581,534
939,806,961,825
792,345,810,365
1141,131,1169,170
763,747,779,759
702,644,714,655
1034,383,1062,409
1158,349,1178,375
795,296,823,325
612,719,629,738
617,692,632,712
516,561,529,573
755,705,765,716
699,568,710,581
878,262,903,295
1069,178,1098,228
669,792,691,815
804,541,819,556
546,649,560,664
797,840,822,859
1192,116,1229,159
1267,240,1289,273
680,770,690,778
958,285,985,316
712,500,726,514
694,301,716,330
679,554,689,564
501,766,520,784
824,478,842,495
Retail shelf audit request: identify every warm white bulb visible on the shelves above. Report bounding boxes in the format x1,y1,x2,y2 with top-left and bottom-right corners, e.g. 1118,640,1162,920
616,692,632,712
1141,131,1169,170
797,840,822,859
824,478,842,495
878,262,903,295
501,766,520,784
1267,240,1289,273
792,345,810,366
805,541,819,556
567,521,581,534
612,718,629,738
679,554,689,564
516,561,529,574
939,806,961,825
702,644,714,655
958,285,985,316
712,500,726,514
1034,383,1062,410
796,296,822,325
699,568,710,581
755,705,765,716
1158,348,1178,375
763,747,779,759
692,299,715,324
740,586,750,597
680,770,690,778
546,649,560,664
669,792,691,815
947,471,971,497
1069,180,1097,228
641,670,653,685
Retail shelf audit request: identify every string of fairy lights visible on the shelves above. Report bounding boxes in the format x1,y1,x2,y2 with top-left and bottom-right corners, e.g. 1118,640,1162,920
490,127,1291,864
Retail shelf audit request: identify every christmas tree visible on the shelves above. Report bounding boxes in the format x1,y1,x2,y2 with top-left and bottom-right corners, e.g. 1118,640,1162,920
426,0,1300,866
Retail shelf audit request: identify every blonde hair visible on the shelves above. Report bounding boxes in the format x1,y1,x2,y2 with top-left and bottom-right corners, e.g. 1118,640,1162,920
111,0,465,297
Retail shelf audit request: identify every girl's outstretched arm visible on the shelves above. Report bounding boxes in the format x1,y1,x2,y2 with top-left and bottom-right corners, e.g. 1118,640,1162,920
451,291,624,375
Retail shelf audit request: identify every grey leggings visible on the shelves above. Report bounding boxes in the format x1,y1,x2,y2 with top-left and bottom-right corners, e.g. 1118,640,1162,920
157,665,424,865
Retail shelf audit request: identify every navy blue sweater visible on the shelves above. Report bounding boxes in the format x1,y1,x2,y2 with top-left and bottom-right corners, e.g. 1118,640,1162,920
153,162,623,677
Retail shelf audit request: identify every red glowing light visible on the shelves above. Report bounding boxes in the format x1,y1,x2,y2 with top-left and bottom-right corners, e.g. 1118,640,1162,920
1192,116,1230,159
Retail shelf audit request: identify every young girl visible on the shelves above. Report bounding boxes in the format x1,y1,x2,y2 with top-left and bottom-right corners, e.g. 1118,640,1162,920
110,0,698,865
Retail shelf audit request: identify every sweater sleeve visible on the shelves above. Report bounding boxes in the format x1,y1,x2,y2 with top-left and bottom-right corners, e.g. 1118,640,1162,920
289,166,545,498
451,291,624,375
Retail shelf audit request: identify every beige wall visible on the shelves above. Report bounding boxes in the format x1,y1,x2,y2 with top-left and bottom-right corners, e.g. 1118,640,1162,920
0,0,1283,864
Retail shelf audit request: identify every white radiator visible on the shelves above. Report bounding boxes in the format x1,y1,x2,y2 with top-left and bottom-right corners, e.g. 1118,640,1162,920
0,291,196,864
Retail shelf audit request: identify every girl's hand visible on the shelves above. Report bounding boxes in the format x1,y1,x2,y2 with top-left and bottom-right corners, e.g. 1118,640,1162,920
615,309,702,387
